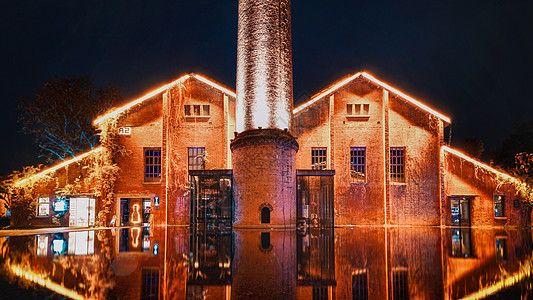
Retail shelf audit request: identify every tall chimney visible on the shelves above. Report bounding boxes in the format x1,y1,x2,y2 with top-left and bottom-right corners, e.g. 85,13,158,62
231,0,298,228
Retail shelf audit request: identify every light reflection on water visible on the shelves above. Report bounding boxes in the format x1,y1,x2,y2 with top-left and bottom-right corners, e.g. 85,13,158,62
0,226,532,299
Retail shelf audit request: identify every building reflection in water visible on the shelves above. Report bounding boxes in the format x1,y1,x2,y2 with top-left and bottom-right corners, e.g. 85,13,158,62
0,226,532,299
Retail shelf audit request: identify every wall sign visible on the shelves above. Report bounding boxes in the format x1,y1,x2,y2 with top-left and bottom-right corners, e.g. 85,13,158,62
118,127,131,135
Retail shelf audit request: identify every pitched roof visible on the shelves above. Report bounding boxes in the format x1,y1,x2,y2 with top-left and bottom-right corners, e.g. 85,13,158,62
93,74,236,125
441,145,516,181
292,72,451,124
15,147,103,186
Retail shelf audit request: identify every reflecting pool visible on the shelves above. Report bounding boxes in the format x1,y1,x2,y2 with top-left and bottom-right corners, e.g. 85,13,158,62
1,226,532,299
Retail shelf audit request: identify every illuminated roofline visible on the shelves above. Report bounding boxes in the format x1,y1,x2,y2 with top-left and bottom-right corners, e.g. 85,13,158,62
441,146,517,181
93,74,236,125
15,147,103,186
461,268,531,300
293,72,451,124
10,264,86,300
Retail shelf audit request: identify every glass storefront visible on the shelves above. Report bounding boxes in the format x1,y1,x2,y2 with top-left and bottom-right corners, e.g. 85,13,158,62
189,170,233,227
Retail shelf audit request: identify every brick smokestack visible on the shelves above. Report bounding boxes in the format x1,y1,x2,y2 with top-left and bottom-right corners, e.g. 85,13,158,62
236,0,294,133
231,0,298,228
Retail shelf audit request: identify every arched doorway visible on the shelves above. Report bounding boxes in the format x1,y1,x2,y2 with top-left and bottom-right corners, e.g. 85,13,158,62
261,207,270,224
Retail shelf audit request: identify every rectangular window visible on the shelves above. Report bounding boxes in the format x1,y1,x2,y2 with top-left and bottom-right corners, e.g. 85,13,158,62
37,197,50,217
141,268,159,300
496,237,507,261
494,195,504,217
311,147,327,170
352,269,368,300
144,148,162,182
392,268,409,300
350,147,366,183
347,104,370,116
390,147,405,183
184,104,210,117
188,147,206,170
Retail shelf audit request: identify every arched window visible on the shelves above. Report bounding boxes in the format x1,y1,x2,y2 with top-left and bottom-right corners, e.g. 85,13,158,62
261,207,270,224
261,232,270,250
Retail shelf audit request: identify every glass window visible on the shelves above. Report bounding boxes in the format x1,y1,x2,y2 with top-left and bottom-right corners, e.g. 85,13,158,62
184,104,210,116
352,269,368,300
494,195,504,217
311,147,327,170
390,147,405,183
144,148,162,182
141,268,159,300
350,147,366,183
37,197,50,216
346,104,370,116
188,147,206,170
392,268,409,300
496,238,507,261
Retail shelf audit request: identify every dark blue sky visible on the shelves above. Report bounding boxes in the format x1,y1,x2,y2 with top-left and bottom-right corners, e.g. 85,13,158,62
2,0,533,174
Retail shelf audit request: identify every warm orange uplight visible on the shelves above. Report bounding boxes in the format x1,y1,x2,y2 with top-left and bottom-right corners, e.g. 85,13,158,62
10,265,86,300
293,72,451,124
441,146,517,181
131,204,141,225
15,147,103,187
93,73,236,126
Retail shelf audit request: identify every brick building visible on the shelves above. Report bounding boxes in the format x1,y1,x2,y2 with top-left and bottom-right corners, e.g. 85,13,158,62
13,71,531,228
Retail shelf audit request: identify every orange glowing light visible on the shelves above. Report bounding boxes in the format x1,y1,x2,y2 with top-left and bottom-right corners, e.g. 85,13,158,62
15,147,103,187
293,72,451,124
441,146,517,181
193,74,237,98
461,269,531,300
93,74,236,125
10,265,85,300
131,227,141,248
131,204,142,225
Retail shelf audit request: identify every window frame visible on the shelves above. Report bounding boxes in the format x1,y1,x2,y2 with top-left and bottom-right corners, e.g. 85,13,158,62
346,103,370,117
311,147,327,170
494,194,505,217
36,197,50,217
350,147,366,183
188,147,206,170
144,148,162,183
390,147,406,183
184,104,211,117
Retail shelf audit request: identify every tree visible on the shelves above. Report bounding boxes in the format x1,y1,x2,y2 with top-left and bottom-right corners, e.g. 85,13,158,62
461,137,485,159
18,75,122,162
489,120,533,170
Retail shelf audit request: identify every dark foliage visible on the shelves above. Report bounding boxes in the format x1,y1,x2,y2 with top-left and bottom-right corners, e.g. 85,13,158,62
461,137,485,159
489,120,533,171
18,75,122,162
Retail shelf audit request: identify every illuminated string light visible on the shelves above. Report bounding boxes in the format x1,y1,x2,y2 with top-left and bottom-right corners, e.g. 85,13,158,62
15,147,103,186
9,265,86,300
193,74,236,98
293,72,451,124
461,269,531,300
93,74,235,125
441,146,517,181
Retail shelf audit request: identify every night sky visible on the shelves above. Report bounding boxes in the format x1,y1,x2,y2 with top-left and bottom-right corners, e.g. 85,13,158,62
2,0,533,175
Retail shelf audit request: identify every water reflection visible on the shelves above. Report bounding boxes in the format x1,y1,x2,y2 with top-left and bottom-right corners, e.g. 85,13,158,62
0,226,532,299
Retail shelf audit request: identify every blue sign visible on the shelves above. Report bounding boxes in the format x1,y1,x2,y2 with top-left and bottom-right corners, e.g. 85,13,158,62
53,197,69,215
51,234,67,255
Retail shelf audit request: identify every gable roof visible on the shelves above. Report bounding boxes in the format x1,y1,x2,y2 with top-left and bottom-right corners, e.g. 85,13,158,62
441,145,516,181
15,147,103,186
292,72,451,124
93,74,236,125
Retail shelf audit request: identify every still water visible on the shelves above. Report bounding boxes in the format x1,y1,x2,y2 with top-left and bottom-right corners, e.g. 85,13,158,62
0,226,532,299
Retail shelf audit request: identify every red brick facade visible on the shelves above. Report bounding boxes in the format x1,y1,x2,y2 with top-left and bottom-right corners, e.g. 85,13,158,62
15,72,531,228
